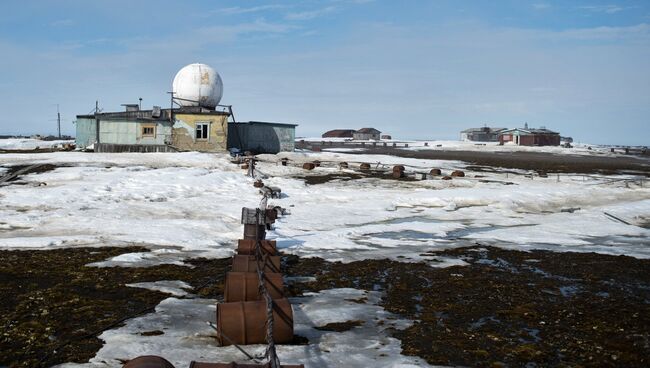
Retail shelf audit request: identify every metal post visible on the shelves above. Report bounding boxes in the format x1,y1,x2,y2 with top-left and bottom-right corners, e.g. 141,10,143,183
56,104,61,139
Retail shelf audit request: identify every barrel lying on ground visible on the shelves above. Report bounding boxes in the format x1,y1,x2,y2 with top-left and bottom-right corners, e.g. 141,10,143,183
302,163,315,170
224,272,284,302
190,362,304,368
430,168,441,176
123,356,175,368
451,170,465,177
360,163,371,171
217,298,294,345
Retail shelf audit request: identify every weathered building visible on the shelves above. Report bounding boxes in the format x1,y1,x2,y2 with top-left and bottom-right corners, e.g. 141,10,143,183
460,127,506,142
322,129,355,138
498,127,561,146
228,121,297,154
353,128,381,140
75,106,230,153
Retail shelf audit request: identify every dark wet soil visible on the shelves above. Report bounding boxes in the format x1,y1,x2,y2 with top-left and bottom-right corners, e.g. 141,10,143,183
0,246,230,368
320,147,650,174
302,170,417,185
3,245,649,368
314,320,364,332
0,164,60,185
283,246,650,367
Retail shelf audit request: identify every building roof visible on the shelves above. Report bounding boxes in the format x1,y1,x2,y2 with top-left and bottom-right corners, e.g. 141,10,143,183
499,127,559,135
76,106,229,121
461,127,506,133
355,128,381,134
234,121,298,127
323,129,355,138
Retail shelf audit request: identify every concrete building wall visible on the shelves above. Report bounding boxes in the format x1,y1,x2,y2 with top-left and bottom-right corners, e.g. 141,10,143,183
172,113,228,152
75,117,96,148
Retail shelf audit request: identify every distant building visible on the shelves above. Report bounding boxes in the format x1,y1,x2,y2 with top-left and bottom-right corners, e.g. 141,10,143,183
322,129,355,138
498,126,560,146
381,134,392,140
460,127,506,142
228,121,297,154
353,128,381,140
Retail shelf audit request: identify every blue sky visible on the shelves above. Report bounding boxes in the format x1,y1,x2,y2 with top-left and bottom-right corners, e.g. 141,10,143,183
0,1,648,145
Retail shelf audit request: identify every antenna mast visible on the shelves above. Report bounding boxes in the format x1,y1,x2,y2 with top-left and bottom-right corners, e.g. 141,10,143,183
57,104,61,138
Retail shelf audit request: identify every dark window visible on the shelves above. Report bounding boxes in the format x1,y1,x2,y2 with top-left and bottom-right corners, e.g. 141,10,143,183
196,123,209,139
142,126,155,137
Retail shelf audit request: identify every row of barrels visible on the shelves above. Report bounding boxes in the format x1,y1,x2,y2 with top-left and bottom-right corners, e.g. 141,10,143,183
124,207,302,368
301,160,466,180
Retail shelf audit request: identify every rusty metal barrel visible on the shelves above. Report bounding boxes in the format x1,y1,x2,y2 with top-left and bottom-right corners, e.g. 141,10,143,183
360,163,371,171
253,180,264,188
241,164,249,170
224,272,284,302
430,168,441,176
190,362,304,368
451,170,465,177
216,298,294,345
442,175,452,180
392,165,405,178
281,157,289,166
243,224,266,240
232,255,281,273
302,163,315,170
123,356,175,368
339,162,348,169
237,239,277,255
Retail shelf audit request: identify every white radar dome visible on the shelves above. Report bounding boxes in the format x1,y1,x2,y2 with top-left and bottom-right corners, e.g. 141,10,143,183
172,63,223,108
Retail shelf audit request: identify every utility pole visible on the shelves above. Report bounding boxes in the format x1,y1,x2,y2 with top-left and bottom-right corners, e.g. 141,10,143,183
57,104,61,138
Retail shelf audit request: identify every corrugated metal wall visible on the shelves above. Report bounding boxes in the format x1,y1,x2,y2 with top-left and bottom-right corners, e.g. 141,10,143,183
75,118,96,148
228,123,295,154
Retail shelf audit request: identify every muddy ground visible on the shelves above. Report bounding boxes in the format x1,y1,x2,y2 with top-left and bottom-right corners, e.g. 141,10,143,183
323,147,650,175
284,246,650,367
0,247,230,368
2,246,649,367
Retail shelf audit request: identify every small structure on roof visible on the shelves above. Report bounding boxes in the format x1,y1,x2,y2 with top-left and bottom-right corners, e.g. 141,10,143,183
322,129,355,138
353,128,381,140
498,124,560,146
460,126,506,142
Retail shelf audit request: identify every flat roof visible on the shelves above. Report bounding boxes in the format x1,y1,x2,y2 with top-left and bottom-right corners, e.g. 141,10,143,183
234,121,298,127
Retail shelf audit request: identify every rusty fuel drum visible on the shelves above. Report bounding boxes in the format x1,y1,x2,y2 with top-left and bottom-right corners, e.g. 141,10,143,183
216,298,294,345
190,362,304,368
237,239,278,255
232,255,281,273
224,272,284,302
302,162,315,170
392,165,405,172
451,170,465,177
430,168,442,176
123,356,175,368
360,163,371,171
243,224,266,240
339,161,348,169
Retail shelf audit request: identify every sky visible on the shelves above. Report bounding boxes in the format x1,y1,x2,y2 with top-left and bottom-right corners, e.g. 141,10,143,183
0,0,648,145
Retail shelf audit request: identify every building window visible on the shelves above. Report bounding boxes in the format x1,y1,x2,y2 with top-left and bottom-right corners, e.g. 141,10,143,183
142,125,155,137
196,123,209,140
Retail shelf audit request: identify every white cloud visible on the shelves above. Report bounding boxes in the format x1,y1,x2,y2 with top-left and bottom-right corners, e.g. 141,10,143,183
49,19,74,27
285,6,337,21
532,3,551,10
216,5,287,15
579,5,629,14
